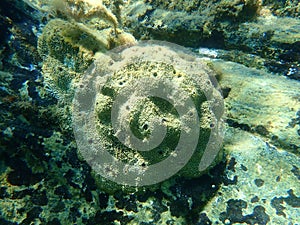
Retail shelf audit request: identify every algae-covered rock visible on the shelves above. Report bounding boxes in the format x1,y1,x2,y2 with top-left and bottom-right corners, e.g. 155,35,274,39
123,0,261,47
143,0,261,20
202,127,300,225
224,15,300,72
73,42,224,193
212,59,300,155
122,1,299,79
262,0,300,17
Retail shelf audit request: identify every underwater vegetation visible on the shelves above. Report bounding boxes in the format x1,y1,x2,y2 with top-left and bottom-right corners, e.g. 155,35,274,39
0,0,299,224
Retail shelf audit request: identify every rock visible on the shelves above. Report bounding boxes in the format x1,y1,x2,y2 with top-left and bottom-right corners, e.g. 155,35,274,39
202,127,300,225
122,1,300,78
212,59,300,154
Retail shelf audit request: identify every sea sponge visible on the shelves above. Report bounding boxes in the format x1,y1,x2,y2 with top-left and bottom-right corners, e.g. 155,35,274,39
73,41,224,193
38,18,136,101
38,19,101,73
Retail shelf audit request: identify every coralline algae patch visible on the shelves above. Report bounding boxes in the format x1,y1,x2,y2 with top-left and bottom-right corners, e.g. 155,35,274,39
73,42,225,193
